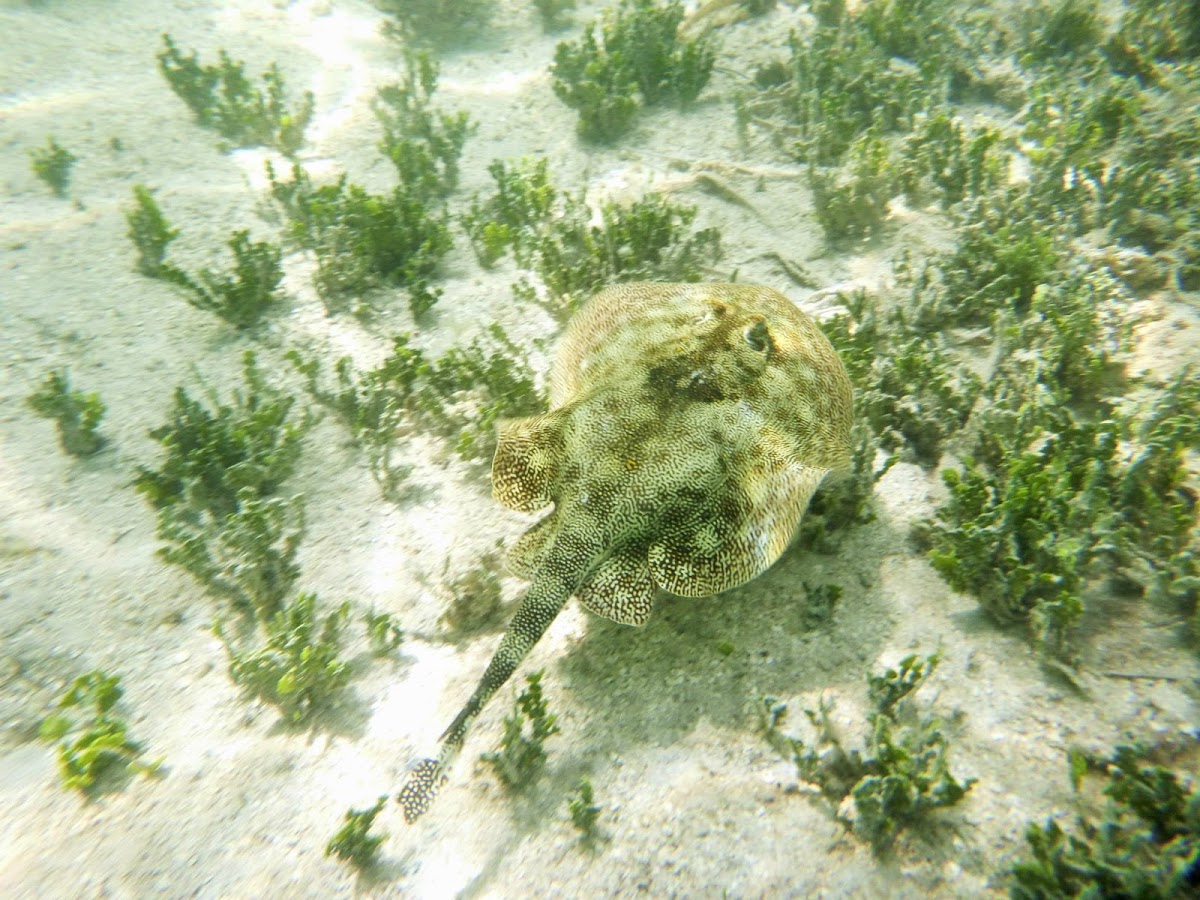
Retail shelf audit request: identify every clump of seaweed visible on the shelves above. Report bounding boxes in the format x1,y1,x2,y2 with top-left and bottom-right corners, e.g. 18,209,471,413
481,669,561,790
38,671,161,792
924,361,1199,661
125,185,181,279
30,137,77,197
363,610,404,656
136,352,312,617
289,325,542,492
762,653,975,852
551,0,717,142
807,131,895,243
124,187,285,328
157,34,314,154
514,190,722,320
325,795,388,868
461,158,558,269
377,0,492,47
165,230,285,330
1008,744,1200,898
373,50,474,200
135,352,309,518
268,161,451,318
738,0,983,166
26,369,106,457
157,487,305,620
218,592,351,723
822,287,979,471
459,158,722,317
568,777,604,850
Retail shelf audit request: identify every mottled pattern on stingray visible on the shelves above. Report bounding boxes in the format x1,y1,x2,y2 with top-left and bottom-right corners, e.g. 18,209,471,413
492,413,566,513
397,757,447,824
548,282,853,472
397,282,852,824
576,544,655,625
508,281,855,611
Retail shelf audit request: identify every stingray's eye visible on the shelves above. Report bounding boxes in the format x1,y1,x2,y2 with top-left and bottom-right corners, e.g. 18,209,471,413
743,318,770,352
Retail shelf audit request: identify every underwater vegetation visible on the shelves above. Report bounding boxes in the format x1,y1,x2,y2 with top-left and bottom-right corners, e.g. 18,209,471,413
268,161,451,318
289,324,541,493
763,653,975,853
29,137,77,198
263,53,468,316
373,50,474,201
38,672,161,792
125,185,180,279
740,0,1200,663
135,352,312,617
480,669,561,791
26,369,106,457
125,187,285,329
568,776,604,850
157,34,314,155
1008,744,1200,898
363,609,404,657
377,0,492,47
218,593,351,724
166,230,285,330
551,0,717,142
464,157,722,318
325,795,388,868
135,352,309,519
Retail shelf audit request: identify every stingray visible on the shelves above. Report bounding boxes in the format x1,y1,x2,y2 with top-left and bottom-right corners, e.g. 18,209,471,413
398,282,853,822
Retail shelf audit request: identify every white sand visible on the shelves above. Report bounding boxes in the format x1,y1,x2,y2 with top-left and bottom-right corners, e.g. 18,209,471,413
1,1,1197,897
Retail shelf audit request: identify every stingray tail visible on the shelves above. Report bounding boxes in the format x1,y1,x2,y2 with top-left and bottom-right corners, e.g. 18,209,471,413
396,559,582,824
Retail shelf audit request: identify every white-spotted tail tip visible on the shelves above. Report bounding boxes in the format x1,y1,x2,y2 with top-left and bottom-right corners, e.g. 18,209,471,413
397,757,447,824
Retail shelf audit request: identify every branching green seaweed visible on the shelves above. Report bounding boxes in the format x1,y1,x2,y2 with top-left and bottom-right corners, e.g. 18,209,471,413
568,777,604,849
290,325,541,483
376,0,492,47
268,161,451,317
166,230,285,329
125,185,181,279
481,669,561,791
157,487,305,619
1008,744,1200,898
26,369,106,457
38,671,161,792
513,190,722,319
461,158,558,268
157,34,314,154
373,50,474,199
325,795,388,868
135,351,310,519
219,593,350,723
762,653,975,853
364,610,404,656
551,0,717,142
30,137,77,197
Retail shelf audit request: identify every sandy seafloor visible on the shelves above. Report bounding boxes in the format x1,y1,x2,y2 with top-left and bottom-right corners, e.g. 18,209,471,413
1,0,1198,897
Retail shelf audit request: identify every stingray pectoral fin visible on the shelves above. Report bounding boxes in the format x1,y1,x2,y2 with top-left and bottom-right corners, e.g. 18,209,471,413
492,413,567,513
577,545,655,626
649,463,828,597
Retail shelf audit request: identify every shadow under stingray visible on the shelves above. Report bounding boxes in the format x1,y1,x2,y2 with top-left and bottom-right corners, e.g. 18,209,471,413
447,519,900,899
554,519,895,762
